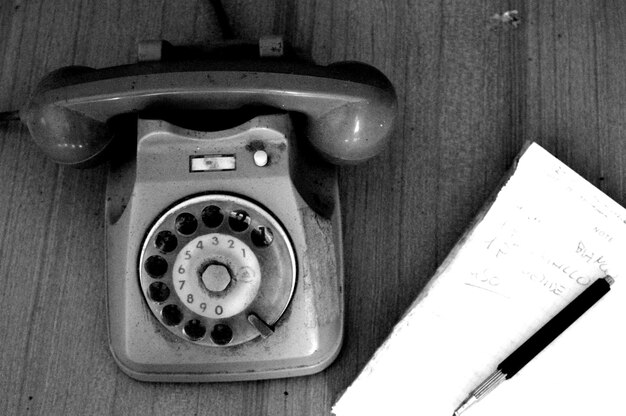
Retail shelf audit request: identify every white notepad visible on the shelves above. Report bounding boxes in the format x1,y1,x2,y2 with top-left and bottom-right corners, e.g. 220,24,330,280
332,142,626,416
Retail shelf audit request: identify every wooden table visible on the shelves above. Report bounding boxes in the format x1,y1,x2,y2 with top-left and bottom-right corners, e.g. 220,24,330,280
1,1,625,414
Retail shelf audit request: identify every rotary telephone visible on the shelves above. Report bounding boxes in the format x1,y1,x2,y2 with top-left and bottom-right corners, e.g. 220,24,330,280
20,39,397,381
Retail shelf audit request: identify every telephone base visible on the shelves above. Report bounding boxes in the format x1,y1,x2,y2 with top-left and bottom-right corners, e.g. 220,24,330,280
105,114,344,381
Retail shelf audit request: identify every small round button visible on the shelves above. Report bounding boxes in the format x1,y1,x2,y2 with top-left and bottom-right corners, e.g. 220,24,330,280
201,263,232,292
253,150,268,167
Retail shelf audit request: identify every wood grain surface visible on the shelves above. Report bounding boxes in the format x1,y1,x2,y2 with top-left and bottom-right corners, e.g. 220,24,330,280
2,1,626,415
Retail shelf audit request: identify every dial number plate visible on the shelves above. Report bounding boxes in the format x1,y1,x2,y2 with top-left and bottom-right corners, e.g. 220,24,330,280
173,233,261,319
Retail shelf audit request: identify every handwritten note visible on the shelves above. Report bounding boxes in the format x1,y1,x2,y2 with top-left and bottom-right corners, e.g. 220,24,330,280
332,142,626,416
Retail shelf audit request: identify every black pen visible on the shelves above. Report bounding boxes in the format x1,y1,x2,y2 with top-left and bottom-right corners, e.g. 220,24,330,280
452,275,614,416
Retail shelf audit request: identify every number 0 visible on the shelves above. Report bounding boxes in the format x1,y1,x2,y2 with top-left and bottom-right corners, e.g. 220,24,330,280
215,305,223,315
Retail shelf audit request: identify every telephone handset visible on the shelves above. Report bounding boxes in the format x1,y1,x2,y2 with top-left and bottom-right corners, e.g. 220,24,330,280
22,58,395,166
21,43,397,381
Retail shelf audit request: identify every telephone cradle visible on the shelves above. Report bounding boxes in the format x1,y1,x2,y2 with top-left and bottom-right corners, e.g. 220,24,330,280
20,40,397,381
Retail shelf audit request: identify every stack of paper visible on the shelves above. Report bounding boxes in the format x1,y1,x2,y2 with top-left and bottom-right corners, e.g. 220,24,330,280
333,142,626,416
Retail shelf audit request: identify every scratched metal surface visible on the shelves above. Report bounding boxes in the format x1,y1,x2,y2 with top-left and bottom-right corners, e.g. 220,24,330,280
1,1,625,415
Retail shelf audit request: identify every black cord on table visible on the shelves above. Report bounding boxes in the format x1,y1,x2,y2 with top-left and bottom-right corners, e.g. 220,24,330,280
0,110,20,122
209,0,234,40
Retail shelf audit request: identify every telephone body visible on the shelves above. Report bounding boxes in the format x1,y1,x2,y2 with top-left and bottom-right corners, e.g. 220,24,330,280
21,43,397,381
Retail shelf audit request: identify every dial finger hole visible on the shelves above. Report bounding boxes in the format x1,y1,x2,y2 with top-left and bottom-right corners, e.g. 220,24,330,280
161,304,183,326
211,323,233,345
201,205,224,228
251,226,274,247
175,212,198,235
155,230,177,253
228,210,250,232
144,255,168,278
148,282,170,302
183,319,206,340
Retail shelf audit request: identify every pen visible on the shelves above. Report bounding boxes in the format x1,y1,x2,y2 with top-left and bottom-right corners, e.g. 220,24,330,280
452,275,614,416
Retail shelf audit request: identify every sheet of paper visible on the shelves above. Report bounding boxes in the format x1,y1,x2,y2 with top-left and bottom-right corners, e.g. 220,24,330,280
332,143,626,416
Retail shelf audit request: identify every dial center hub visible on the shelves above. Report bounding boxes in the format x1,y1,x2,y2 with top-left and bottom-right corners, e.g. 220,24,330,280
201,263,231,292
173,233,262,319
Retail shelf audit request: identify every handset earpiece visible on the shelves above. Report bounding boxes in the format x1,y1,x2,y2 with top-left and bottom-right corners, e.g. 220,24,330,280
305,62,396,164
21,66,115,167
